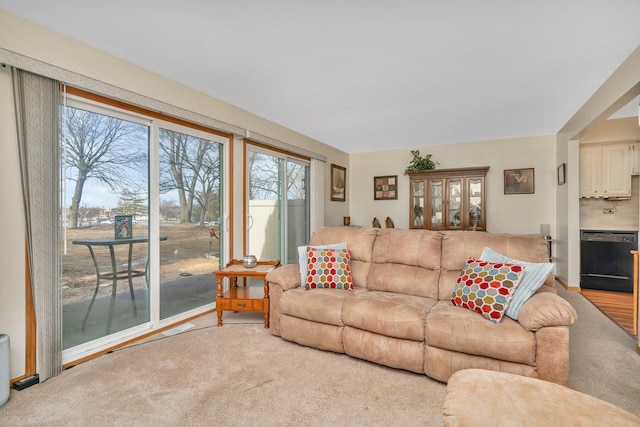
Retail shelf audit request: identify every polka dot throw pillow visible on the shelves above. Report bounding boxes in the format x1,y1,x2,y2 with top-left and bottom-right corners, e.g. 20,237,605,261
305,247,354,290
451,258,525,323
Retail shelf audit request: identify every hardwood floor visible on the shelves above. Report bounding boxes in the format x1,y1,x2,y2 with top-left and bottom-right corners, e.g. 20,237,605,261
580,289,636,338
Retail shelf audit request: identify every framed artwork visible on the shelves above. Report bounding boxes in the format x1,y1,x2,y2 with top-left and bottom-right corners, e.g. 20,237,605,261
374,175,398,200
504,168,535,195
115,215,133,239
331,164,346,202
557,163,566,185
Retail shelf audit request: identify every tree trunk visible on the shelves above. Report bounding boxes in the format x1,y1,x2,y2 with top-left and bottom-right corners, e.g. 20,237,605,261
179,188,189,224
69,172,88,228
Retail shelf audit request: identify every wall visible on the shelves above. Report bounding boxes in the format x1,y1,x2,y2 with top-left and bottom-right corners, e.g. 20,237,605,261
580,116,640,144
349,135,556,234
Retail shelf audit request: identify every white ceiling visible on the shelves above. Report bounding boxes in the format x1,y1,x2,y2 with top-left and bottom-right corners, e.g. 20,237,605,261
1,1,640,153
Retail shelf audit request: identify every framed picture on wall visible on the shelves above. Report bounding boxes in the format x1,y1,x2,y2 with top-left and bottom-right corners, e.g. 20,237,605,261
331,164,346,202
557,163,566,185
374,175,398,200
504,168,535,194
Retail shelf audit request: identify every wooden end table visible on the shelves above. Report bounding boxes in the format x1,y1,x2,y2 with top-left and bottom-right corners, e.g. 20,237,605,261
214,259,280,328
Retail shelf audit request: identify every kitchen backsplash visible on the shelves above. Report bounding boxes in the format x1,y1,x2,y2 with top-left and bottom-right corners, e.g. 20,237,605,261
580,176,639,230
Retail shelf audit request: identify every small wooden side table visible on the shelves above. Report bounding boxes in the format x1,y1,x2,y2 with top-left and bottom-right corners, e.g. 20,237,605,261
214,259,280,328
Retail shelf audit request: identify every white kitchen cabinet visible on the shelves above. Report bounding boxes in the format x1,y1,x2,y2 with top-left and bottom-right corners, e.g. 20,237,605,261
579,145,601,196
579,142,632,198
631,142,640,175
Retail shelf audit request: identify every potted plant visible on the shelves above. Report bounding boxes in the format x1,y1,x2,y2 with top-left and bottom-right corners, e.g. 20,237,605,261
404,150,438,174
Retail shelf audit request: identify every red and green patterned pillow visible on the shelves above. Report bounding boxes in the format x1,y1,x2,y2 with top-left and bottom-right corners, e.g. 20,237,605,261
451,258,525,323
305,247,354,290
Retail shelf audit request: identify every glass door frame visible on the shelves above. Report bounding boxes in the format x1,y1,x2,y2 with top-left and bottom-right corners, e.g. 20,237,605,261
61,96,153,363
152,121,230,324
244,142,310,263
61,95,231,364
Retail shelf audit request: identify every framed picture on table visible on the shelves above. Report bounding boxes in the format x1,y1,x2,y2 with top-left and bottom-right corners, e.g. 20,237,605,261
115,215,133,239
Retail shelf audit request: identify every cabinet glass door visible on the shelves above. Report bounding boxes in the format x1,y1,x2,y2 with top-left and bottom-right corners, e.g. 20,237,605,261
468,178,484,230
430,180,443,228
468,178,482,230
411,181,425,227
447,179,462,229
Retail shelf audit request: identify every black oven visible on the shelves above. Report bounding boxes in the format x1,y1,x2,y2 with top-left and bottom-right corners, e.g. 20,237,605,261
580,230,637,293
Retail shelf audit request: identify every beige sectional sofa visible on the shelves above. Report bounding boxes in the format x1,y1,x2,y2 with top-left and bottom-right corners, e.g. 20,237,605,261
266,226,577,385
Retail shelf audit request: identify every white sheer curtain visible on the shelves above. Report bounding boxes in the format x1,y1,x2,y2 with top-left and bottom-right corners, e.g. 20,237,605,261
12,68,62,381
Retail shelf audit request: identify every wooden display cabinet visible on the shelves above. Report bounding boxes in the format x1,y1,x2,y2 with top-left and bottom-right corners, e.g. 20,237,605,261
408,166,489,231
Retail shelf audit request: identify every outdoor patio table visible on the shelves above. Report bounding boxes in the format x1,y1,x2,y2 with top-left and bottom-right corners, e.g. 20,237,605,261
71,236,167,334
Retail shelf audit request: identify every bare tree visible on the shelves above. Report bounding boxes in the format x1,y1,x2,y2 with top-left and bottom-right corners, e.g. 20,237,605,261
190,143,221,224
63,107,147,228
248,152,308,200
159,130,191,223
286,161,308,200
159,129,221,224
248,151,281,200
159,198,180,221
117,188,148,218
77,205,102,227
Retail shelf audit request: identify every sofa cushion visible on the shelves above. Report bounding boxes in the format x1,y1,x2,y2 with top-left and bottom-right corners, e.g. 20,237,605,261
297,242,347,284
280,315,345,353
439,231,552,301
343,291,436,341
344,326,426,374
304,247,354,290
368,229,442,298
424,345,537,384
367,263,441,299
426,302,536,366
280,287,362,326
480,247,553,320
451,258,525,323
298,242,347,286
309,227,378,288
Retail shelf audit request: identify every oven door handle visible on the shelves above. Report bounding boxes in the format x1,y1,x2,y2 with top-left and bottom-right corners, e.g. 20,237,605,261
582,273,632,280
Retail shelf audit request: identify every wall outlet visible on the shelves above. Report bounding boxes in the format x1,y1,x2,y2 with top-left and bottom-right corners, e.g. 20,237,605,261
602,208,615,214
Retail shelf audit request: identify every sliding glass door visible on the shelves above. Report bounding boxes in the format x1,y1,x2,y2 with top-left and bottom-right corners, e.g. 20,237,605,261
61,102,151,349
158,125,224,319
246,145,309,264
61,96,227,359
285,159,311,264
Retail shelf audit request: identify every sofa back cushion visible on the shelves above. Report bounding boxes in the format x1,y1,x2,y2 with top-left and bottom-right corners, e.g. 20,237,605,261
368,229,442,299
309,226,378,288
438,231,553,301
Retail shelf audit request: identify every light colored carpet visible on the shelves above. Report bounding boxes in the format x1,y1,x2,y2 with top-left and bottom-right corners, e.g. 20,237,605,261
557,285,640,414
1,286,639,426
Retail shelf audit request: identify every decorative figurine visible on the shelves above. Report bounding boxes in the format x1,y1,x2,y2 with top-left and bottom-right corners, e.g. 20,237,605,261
372,217,381,228
385,217,395,228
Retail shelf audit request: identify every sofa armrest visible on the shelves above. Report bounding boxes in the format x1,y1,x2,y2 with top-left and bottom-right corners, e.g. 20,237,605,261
266,264,301,291
517,292,577,331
